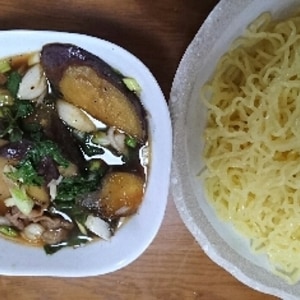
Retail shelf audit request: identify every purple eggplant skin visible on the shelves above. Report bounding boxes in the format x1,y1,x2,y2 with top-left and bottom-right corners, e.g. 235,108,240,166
37,156,60,184
0,140,61,184
40,43,147,142
0,139,33,160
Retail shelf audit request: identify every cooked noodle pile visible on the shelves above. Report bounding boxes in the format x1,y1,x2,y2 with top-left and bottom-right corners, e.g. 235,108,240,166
202,11,300,284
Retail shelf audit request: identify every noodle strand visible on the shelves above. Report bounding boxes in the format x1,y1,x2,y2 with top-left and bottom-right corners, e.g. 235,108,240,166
202,11,300,284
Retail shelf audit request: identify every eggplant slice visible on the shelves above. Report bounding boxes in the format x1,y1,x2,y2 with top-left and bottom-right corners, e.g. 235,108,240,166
40,43,147,142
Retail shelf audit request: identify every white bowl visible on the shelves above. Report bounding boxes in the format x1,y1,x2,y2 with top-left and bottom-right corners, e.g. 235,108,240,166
0,30,172,277
170,0,300,299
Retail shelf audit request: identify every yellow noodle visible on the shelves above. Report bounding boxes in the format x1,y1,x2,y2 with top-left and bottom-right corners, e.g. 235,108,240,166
202,11,300,284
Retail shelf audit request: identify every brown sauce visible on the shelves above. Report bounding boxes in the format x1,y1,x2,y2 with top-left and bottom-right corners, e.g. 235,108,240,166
0,46,148,253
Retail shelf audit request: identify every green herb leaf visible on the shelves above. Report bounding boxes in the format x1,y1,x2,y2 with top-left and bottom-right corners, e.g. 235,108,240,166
26,140,69,168
15,99,34,118
6,159,43,185
44,232,91,255
81,143,105,156
0,98,34,142
7,139,69,186
7,71,22,98
56,176,98,202
56,160,106,203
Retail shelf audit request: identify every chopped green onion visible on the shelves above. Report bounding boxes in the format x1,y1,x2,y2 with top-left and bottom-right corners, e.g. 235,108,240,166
125,136,138,148
75,220,88,235
88,159,103,172
0,93,14,106
5,186,34,216
0,60,11,73
122,77,142,94
0,225,18,237
91,131,110,146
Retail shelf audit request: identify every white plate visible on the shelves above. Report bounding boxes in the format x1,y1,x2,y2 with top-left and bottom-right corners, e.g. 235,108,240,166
170,0,300,299
0,30,172,277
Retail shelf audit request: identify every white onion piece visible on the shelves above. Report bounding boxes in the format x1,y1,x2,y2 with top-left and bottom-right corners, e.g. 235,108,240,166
17,64,47,100
23,223,45,241
140,145,149,166
107,127,126,154
47,175,63,200
84,215,111,240
56,99,96,133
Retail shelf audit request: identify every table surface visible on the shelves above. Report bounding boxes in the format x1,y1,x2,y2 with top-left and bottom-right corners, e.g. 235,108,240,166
0,1,280,299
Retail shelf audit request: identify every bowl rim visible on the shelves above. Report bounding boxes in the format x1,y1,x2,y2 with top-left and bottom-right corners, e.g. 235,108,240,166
169,0,300,299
